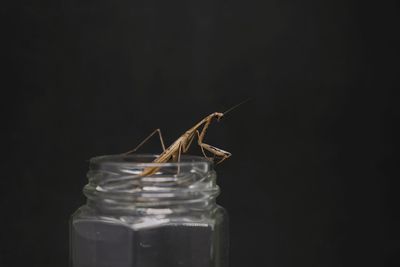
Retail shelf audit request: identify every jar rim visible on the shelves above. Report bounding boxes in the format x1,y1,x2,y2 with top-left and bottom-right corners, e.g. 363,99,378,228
85,154,218,210
90,153,213,168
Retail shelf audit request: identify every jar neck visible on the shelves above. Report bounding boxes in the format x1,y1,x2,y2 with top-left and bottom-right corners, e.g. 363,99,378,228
84,154,220,215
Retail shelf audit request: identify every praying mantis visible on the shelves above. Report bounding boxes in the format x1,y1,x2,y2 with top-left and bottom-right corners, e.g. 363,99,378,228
124,99,250,176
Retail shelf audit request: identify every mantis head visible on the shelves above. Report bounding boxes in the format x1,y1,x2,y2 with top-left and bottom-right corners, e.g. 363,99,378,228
215,112,224,122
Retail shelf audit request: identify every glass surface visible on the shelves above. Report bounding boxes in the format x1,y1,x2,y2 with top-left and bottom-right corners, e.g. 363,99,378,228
70,154,229,267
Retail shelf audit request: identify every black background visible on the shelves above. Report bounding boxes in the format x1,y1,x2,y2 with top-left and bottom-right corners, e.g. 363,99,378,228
2,0,398,266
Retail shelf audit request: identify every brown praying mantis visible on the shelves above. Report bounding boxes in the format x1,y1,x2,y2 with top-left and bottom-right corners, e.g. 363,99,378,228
124,99,250,176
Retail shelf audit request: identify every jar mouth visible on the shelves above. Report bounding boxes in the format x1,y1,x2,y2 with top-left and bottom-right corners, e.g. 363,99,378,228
90,154,212,169
85,154,219,209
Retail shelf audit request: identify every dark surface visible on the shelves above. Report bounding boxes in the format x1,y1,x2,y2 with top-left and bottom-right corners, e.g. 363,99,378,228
1,0,398,266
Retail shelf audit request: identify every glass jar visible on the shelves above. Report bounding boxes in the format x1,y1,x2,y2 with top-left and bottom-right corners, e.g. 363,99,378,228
70,154,229,267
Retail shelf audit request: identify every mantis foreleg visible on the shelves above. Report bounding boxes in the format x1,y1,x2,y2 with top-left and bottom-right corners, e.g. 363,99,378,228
199,142,231,164
196,130,212,160
196,125,232,164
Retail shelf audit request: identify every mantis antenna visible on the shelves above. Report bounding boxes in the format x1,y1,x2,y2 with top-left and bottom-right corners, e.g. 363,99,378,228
222,97,252,116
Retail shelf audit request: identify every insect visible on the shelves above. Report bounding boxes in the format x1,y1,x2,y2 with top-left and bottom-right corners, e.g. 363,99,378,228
124,99,250,176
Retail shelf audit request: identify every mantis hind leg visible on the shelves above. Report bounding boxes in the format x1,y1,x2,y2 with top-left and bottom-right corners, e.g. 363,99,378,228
123,128,166,155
